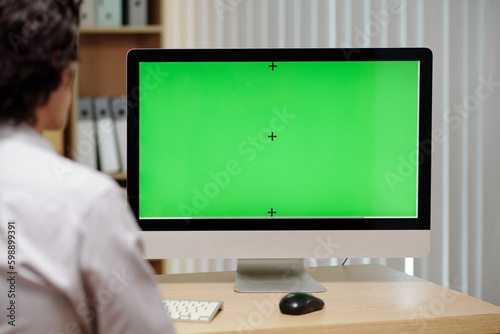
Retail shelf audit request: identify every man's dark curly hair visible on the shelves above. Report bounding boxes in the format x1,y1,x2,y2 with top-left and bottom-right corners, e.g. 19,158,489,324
0,0,81,125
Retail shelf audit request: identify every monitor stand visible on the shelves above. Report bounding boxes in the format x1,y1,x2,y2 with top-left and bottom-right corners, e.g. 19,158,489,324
234,259,327,293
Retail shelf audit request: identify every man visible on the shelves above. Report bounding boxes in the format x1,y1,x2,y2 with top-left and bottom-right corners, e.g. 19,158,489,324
0,1,176,333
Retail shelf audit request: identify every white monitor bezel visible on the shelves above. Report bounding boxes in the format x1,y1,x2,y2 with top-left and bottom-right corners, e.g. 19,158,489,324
127,48,433,260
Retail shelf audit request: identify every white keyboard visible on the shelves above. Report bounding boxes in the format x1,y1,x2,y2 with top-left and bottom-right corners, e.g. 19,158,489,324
163,298,223,323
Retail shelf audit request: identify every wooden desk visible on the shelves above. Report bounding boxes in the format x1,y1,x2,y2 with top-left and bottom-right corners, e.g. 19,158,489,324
156,264,500,333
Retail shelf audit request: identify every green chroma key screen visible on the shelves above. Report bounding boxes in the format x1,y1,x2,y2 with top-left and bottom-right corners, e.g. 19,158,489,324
139,60,419,219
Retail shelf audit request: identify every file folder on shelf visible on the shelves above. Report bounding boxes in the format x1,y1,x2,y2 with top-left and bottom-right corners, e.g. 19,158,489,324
124,0,148,26
94,96,121,174
97,0,122,27
76,97,98,169
80,0,96,27
111,96,127,172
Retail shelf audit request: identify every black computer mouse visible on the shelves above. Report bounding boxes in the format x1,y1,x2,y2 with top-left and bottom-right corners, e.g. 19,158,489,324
279,292,325,315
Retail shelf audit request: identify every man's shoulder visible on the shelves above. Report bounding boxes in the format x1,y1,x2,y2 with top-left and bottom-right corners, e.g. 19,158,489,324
42,152,122,214
0,125,125,216
1,138,121,215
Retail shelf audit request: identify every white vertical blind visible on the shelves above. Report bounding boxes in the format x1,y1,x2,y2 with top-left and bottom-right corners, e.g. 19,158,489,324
481,0,500,306
163,0,500,307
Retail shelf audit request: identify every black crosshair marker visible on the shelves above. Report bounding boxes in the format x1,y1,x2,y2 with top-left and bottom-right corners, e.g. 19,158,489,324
269,61,278,71
268,208,276,217
268,132,277,141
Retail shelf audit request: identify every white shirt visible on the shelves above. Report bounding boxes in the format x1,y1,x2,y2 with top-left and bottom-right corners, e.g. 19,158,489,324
0,124,176,334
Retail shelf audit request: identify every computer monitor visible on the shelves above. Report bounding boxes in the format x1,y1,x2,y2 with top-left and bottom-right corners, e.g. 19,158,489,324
127,48,432,292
